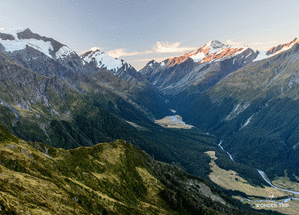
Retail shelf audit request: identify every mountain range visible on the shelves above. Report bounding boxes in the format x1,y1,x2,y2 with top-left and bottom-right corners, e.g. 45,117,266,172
1,27,299,214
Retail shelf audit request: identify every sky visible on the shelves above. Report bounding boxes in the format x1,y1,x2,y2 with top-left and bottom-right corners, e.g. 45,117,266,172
1,0,299,70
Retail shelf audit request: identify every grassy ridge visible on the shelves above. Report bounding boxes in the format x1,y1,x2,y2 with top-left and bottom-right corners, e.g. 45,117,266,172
0,124,175,214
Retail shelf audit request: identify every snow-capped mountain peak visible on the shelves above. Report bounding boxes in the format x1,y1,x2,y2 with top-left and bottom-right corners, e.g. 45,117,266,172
0,28,54,58
81,48,147,85
144,60,159,68
81,48,124,71
0,28,75,60
187,40,246,63
204,40,227,49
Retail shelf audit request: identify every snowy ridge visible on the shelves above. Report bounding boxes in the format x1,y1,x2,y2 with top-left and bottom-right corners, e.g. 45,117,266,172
254,38,299,62
204,40,229,53
189,38,299,64
55,46,75,59
0,28,54,58
189,40,248,63
82,49,123,71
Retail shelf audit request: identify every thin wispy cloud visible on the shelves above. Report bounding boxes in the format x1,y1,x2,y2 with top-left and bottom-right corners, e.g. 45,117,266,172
226,39,293,51
153,41,196,53
107,48,152,58
131,56,176,62
249,42,264,45
107,41,195,58
226,40,244,46
248,41,289,51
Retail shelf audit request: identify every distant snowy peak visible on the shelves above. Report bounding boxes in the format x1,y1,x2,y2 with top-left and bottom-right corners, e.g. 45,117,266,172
254,38,299,62
204,40,228,50
162,40,248,67
55,46,76,59
0,28,53,58
81,49,127,71
144,60,159,68
0,28,70,59
188,40,229,59
189,40,249,63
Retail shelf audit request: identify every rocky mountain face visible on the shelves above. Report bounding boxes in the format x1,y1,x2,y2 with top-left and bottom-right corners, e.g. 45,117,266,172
139,40,258,95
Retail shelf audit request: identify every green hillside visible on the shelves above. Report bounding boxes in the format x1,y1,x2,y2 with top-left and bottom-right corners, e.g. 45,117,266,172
0,125,280,214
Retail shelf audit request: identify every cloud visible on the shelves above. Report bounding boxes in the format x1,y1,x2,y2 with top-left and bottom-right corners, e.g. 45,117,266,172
97,41,196,59
131,56,177,63
153,41,196,53
226,39,293,51
247,41,289,51
0,28,4,31
226,40,244,46
249,42,264,45
107,48,152,58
